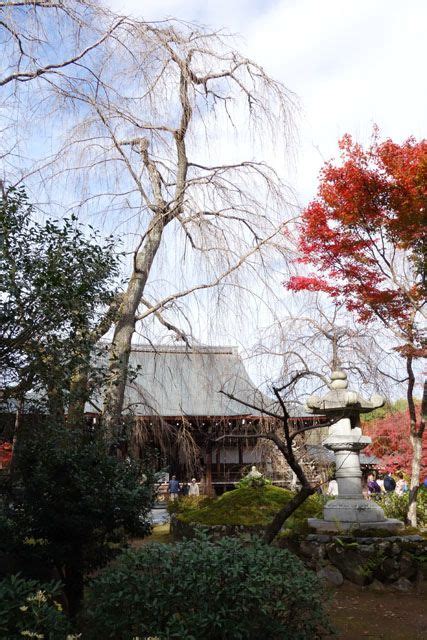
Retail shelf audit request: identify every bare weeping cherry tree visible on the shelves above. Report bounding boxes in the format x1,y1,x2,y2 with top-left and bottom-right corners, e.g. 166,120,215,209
2,3,297,446
37,19,298,442
254,295,406,409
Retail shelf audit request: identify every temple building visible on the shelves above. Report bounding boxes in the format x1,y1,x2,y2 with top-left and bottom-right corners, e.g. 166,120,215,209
1,344,379,493
88,344,315,493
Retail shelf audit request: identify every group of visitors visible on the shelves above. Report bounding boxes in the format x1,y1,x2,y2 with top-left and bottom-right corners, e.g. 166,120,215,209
167,475,200,501
327,471,410,499
366,471,408,497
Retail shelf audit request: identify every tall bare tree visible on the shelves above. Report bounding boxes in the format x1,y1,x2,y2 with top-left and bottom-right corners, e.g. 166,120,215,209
2,4,297,443
47,21,296,440
253,296,406,409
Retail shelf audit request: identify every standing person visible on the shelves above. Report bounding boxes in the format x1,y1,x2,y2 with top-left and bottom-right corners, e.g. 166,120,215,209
383,472,396,493
367,473,381,496
188,478,200,496
180,481,190,497
395,472,408,496
327,479,338,496
168,475,180,501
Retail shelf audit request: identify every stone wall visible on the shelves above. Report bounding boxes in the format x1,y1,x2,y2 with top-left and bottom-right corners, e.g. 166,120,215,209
282,533,427,591
172,517,426,591
172,514,426,591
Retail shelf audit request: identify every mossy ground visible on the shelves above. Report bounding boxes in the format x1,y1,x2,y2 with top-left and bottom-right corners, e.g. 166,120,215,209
131,523,172,547
172,486,325,530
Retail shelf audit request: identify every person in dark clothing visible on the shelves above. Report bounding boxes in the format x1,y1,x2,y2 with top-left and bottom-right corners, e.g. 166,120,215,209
383,472,396,492
367,473,381,495
168,475,180,501
180,481,190,496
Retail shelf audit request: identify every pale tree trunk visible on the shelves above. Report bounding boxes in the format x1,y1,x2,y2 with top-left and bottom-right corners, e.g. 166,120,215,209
67,364,90,429
406,357,426,527
408,431,422,526
102,218,166,444
102,63,191,444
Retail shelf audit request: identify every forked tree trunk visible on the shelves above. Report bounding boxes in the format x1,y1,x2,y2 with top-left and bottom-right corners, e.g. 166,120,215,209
102,219,165,443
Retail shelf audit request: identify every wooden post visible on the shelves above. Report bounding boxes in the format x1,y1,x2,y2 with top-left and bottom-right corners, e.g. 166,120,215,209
9,396,24,477
238,439,243,466
205,445,214,496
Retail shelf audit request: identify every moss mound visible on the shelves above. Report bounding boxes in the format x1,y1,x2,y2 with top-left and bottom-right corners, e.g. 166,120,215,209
173,486,325,529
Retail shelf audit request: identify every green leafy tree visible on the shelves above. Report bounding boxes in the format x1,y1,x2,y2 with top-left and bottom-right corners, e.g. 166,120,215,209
0,186,119,426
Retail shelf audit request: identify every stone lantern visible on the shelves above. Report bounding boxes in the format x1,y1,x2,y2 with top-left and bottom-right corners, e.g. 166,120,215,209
307,371,403,532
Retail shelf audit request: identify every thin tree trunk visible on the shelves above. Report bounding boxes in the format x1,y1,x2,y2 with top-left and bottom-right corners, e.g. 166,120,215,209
9,396,24,478
406,358,425,527
408,432,422,526
67,364,90,429
102,219,165,443
46,385,66,428
263,484,315,544
63,555,84,619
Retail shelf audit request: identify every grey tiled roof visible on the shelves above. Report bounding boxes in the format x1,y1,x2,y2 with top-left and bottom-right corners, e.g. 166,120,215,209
94,344,302,418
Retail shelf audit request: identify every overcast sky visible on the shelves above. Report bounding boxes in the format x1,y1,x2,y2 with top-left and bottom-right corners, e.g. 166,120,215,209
108,0,427,207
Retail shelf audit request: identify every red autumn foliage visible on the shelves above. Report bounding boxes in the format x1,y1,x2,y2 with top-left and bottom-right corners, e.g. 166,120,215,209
364,412,427,477
288,130,427,350
0,441,13,467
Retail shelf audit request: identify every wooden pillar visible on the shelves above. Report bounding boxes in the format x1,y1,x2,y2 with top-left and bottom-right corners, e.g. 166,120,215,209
238,439,243,466
205,444,214,496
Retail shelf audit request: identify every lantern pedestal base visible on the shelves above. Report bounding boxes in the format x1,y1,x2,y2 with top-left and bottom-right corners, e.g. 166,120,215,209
308,517,404,533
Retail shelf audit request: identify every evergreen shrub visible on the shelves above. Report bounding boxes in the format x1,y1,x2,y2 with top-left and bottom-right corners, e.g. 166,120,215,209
1,425,153,616
84,535,329,640
0,574,72,639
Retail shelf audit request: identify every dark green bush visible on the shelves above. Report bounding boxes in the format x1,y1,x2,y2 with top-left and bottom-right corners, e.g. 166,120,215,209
0,574,72,639
1,425,153,616
84,535,329,640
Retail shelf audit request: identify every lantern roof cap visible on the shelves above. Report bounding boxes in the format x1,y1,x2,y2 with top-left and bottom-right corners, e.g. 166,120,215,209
306,370,384,416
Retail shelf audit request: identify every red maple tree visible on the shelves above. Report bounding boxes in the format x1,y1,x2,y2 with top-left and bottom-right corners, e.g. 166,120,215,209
288,130,426,524
288,131,426,338
364,411,427,478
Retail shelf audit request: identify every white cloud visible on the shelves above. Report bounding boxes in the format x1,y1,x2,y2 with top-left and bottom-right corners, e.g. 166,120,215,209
108,0,427,205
